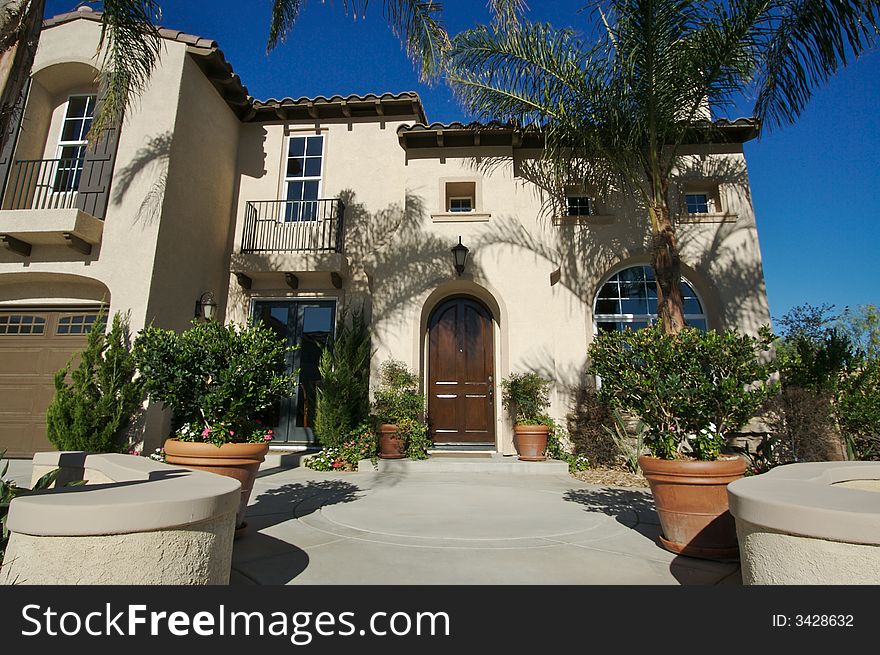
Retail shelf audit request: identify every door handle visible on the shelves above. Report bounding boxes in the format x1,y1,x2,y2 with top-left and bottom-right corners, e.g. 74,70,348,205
487,375,493,401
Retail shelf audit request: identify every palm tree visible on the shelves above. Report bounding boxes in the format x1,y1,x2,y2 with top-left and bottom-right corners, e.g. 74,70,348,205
0,0,452,152
446,0,880,334
0,0,163,148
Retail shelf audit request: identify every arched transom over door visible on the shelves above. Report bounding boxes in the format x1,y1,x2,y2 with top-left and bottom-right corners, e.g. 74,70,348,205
427,296,495,446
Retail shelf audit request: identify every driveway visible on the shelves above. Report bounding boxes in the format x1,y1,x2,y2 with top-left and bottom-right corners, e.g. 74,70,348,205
232,466,741,585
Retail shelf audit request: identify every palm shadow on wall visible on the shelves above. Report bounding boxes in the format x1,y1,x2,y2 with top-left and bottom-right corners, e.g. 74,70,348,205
110,131,172,225
462,153,772,445
339,188,485,347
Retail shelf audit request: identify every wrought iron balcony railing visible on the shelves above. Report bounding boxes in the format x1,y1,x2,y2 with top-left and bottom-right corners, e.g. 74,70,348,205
2,158,98,212
240,199,345,253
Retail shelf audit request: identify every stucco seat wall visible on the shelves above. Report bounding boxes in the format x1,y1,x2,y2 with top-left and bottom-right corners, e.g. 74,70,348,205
727,462,880,584
0,452,240,585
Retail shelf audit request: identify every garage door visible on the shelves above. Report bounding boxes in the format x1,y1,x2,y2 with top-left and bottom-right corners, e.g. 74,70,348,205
0,308,100,457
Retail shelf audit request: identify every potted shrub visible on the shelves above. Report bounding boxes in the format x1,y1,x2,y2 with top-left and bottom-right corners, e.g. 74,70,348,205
501,372,553,461
588,324,777,560
133,319,295,532
372,360,430,460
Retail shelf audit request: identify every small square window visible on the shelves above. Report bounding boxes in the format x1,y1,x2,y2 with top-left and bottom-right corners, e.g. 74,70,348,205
444,181,477,214
686,193,711,214
449,197,473,213
567,196,593,216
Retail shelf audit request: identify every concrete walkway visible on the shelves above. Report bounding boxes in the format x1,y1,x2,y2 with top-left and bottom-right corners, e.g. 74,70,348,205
232,465,742,585
4,454,742,584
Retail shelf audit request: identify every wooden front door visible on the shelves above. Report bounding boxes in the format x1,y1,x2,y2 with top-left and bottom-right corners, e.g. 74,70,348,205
428,296,495,446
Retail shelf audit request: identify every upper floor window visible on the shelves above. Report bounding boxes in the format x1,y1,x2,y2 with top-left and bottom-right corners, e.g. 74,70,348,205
54,94,96,192
685,192,711,214
449,197,473,212
594,265,707,332
284,134,324,221
445,181,476,213
567,195,594,216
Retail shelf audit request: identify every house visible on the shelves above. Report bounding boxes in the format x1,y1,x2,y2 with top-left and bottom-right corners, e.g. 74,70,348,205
0,8,771,458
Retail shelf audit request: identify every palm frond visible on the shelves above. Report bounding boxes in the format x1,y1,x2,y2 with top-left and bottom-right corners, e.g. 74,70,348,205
267,1,448,82
447,23,593,127
382,1,449,82
91,1,163,138
267,0,304,52
753,0,880,129
488,0,528,27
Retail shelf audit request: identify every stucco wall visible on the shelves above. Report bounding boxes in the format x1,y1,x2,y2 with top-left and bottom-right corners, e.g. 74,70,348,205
0,19,188,333
144,54,239,332
227,115,771,454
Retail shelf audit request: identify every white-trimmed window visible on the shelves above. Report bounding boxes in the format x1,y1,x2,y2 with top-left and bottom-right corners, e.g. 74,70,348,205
594,265,707,332
685,192,712,214
284,134,324,221
567,195,593,216
445,181,476,213
449,196,473,213
54,94,96,192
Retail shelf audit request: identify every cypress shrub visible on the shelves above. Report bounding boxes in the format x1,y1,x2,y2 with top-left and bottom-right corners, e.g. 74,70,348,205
46,311,144,452
313,307,372,447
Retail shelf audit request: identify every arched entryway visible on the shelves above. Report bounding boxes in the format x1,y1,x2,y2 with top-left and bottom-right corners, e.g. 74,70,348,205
427,295,495,447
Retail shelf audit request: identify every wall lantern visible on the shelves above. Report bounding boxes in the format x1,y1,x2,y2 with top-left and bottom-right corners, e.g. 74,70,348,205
451,236,469,276
195,291,217,321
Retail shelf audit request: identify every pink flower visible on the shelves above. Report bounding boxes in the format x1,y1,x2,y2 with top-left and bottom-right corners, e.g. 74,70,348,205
264,435,273,441
201,427,211,437
230,431,235,436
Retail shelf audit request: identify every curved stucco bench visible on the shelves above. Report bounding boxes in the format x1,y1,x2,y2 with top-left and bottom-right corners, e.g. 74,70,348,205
0,451,240,585
728,462,880,584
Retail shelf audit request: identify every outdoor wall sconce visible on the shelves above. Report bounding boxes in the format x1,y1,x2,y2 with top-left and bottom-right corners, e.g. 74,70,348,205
451,236,469,276
195,291,217,321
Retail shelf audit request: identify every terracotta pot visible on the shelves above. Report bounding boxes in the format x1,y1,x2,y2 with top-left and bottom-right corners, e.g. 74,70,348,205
514,424,549,461
639,454,747,561
163,439,269,531
378,424,405,459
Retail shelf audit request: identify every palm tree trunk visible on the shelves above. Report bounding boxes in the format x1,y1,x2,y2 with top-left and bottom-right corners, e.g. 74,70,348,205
651,203,686,335
0,0,43,152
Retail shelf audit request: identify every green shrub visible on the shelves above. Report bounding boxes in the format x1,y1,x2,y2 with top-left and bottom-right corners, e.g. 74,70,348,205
313,308,372,447
372,360,430,460
545,420,590,472
588,324,777,460
838,360,880,460
773,303,876,461
566,383,620,467
133,320,295,446
305,420,379,471
602,408,647,473
500,372,552,424
46,311,144,453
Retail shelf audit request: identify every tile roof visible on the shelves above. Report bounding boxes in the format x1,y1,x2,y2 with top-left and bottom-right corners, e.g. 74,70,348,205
43,7,217,49
249,92,426,123
397,117,760,149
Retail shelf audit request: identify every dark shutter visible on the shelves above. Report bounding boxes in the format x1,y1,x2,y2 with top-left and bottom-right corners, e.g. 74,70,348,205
75,117,122,220
0,77,31,207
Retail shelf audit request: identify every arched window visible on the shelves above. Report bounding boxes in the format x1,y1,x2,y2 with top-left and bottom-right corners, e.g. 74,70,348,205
594,265,707,332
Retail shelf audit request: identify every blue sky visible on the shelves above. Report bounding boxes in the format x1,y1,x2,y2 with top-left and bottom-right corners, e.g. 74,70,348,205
46,1,880,326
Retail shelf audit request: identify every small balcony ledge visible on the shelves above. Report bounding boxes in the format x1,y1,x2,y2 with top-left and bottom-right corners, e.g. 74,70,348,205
0,208,103,256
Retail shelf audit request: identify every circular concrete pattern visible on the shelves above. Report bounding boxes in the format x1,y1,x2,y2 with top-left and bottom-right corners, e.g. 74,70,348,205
298,476,632,549
236,469,743,585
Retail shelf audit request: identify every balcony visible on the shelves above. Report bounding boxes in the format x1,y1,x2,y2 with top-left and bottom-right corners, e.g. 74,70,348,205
241,199,345,254
232,198,348,290
0,157,106,256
